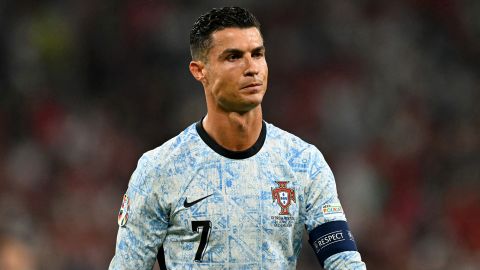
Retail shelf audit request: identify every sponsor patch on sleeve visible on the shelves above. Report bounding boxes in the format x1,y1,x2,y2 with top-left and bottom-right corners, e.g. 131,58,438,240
117,194,130,227
322,203,344,219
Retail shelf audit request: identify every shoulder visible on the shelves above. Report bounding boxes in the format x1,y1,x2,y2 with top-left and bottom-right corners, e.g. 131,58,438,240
264,122,324,171
135,123,202,178
265,122,320,155
127,123,204,197
147,123,200,159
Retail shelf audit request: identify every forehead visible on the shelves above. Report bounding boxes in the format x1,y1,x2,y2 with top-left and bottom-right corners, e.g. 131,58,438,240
209,27,263,53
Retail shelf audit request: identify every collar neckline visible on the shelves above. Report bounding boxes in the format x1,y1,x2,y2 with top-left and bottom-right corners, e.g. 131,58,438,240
195,118,266,159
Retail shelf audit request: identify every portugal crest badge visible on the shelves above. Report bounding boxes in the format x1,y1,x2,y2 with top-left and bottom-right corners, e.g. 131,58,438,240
118,194,130,227
271,181,296,215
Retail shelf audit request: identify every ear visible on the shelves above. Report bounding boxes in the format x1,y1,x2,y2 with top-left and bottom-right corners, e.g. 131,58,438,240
189,60,206,82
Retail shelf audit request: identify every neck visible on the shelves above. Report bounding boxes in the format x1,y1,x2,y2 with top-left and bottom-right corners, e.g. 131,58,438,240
203,106,263,151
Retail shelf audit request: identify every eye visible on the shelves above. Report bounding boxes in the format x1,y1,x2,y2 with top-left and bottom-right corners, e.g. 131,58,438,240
226,53,241,61
252,51,265,59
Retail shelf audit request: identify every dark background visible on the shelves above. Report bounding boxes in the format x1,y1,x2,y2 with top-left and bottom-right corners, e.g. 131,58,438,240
1,0,479,269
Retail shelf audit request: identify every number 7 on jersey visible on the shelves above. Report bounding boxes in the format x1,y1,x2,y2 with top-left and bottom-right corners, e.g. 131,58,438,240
191,220,212,262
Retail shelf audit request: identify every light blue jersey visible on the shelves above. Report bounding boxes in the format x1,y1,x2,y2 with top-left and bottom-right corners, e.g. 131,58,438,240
109,121,366,270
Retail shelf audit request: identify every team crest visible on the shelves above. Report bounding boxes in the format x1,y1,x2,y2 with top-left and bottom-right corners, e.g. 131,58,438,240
271,181,296,215
117,194,130,227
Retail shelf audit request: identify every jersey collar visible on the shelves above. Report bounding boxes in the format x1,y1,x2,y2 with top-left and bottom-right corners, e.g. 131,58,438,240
196,118,266,159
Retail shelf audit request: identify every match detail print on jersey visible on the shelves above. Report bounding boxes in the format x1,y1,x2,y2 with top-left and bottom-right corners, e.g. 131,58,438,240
183,194,213,208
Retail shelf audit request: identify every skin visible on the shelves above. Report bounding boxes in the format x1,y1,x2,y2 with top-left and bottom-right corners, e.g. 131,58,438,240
189,27,268,151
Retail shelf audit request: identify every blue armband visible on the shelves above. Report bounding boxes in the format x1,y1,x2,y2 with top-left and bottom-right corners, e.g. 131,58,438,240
308,220,358,267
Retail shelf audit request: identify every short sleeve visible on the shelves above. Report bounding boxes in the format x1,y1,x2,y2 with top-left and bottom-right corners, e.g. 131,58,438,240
304,148,347,232
304,147,366,269
109,154,169,270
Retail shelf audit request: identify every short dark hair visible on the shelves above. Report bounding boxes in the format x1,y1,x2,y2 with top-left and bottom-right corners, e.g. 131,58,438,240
190,7,261,61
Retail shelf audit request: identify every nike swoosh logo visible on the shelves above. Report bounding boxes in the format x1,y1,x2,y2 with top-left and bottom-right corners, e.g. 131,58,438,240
183,194,213,208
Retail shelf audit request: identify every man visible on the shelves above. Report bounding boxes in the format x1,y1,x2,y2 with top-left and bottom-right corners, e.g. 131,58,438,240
109,7,366,270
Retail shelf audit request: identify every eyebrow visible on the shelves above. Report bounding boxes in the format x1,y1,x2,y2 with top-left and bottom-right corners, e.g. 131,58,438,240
219,45,266,58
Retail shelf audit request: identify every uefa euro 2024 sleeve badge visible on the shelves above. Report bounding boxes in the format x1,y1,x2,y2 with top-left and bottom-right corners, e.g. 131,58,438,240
271,181,296,215
117,194,130,227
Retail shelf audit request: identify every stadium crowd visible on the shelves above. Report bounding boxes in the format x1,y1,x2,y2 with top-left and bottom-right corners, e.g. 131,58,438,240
0,1,479,269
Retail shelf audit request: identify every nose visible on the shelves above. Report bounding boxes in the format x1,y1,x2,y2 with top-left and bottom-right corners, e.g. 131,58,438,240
243,55,259,77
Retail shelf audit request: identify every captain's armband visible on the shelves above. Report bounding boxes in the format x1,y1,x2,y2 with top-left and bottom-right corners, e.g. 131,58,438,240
308,220,358,267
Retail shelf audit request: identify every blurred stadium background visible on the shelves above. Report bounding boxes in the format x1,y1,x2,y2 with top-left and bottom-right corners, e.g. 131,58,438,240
1,0,479,269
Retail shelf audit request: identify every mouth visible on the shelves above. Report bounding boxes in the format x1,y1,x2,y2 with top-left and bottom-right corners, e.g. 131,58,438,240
241,82,263,89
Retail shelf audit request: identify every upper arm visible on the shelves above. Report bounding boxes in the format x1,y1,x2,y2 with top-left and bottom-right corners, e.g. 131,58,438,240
109,154,169,270
304,148,346,230
304,147,365,269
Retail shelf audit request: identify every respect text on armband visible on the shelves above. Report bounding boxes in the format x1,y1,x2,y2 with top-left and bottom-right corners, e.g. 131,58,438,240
312,230,352,252
308,221,358,267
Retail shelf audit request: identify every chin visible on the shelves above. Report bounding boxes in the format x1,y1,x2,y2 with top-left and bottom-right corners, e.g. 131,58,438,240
239,100,263,113
219,100,262,113
218,93,264,112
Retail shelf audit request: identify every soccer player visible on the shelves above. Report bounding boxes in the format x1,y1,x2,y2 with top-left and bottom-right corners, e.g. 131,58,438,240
109,7,366,270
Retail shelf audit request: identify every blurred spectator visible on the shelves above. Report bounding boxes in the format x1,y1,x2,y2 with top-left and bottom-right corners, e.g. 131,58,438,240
0,236,37,270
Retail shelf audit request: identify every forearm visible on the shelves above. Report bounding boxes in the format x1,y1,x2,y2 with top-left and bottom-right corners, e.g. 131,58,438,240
324,251,366,270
